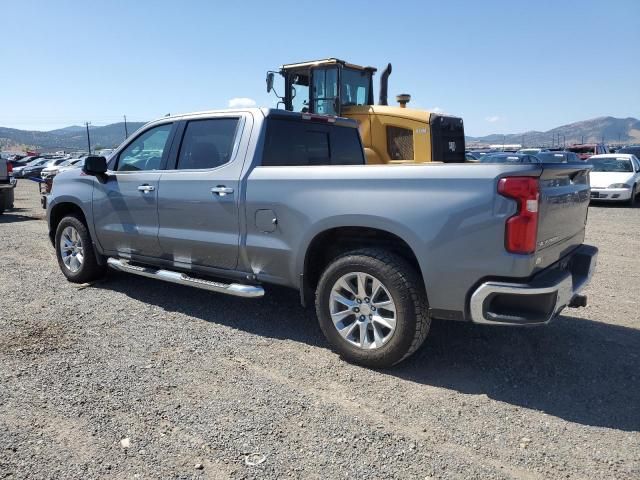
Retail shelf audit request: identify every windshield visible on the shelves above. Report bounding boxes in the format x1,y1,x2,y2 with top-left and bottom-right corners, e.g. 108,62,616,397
341,68,370,107
536,152,568,163
27,158,45,166
590,158,633,172
567,146,596,154
479,154,532,163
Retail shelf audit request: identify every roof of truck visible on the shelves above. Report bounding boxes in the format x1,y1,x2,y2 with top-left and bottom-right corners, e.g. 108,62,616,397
147,108,359,129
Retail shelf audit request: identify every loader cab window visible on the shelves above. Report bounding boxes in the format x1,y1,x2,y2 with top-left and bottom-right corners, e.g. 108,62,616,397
311,67,339,115
341,68,370,107
289,74,310,112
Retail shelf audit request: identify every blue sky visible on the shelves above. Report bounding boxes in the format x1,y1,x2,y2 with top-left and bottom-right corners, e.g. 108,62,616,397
1,0,638,136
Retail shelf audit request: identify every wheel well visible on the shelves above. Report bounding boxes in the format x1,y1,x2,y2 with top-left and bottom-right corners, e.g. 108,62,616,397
302,227,423,305
48,203,87,245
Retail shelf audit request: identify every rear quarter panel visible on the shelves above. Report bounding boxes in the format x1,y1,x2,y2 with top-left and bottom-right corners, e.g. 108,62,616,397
243,163,545,313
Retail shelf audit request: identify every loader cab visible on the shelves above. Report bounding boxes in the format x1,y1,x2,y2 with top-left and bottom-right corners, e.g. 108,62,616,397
279,59,376,115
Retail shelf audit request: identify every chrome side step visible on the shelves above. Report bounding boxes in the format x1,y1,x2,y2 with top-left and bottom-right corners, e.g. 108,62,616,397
106,257,264,298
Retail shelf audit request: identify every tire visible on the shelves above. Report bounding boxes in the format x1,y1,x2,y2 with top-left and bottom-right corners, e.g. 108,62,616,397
55,215,106,283
629,185,637,207
315,248,430,368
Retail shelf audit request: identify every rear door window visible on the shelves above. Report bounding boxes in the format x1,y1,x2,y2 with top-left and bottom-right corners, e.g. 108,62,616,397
262,119,364,166
176,118,239,170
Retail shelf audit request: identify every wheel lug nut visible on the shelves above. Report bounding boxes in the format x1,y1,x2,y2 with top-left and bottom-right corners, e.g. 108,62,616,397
364,297,370,303
353,307,360,313
360,315,365,321
371,306,376,311
356,299,362,304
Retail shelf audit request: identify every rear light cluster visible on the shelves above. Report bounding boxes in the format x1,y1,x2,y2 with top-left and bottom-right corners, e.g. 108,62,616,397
7,162,12,174
498,177,539,254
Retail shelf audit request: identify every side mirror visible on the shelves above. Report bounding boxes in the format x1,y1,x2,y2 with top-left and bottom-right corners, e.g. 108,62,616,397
82,155,107,175
266,72,274,93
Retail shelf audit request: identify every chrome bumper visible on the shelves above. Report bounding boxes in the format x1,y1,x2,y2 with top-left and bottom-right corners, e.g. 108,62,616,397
469,245,598,325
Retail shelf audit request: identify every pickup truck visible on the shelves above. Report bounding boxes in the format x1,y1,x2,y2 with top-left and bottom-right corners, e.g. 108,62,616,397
46,108,598,367
0,158,16,214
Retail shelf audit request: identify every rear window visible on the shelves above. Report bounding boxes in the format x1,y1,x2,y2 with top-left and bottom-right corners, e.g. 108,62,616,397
262,119,364,166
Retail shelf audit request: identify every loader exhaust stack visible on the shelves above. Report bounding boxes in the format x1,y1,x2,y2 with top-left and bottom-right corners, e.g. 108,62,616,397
378,63,392,106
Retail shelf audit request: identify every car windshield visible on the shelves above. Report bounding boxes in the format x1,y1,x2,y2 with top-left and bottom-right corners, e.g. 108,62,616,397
568,146,595,154
27,158,45,166
479,154,529,163
58,159,74,167
536,152,568,163
590,158,633,172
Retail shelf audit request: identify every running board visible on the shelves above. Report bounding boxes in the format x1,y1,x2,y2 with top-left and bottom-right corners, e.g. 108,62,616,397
106,257,264,298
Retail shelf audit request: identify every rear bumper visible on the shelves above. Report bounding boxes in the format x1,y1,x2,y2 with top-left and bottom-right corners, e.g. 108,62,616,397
0,179,16,189
469,244,598,325
590,188,632,201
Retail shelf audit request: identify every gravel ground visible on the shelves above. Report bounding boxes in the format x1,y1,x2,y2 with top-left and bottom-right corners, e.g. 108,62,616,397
0,181,638,479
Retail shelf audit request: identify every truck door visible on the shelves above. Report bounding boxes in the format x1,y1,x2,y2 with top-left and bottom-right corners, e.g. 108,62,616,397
156,114,251,270
92,122,175,257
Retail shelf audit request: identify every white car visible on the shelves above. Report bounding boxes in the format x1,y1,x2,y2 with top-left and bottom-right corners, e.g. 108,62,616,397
589,154,640,205
41,157,86,179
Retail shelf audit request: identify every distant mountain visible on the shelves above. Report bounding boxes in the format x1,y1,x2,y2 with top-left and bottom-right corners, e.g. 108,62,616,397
48,125,85,135
0,121,147,151
467,116,640,147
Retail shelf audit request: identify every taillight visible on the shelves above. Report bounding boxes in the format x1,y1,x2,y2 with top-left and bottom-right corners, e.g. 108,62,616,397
498,177,539,254
7,162,13,174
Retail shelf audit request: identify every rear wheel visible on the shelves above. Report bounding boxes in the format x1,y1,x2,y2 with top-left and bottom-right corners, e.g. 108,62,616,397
55,215,106,283
629,185,637,207
315,248,430,368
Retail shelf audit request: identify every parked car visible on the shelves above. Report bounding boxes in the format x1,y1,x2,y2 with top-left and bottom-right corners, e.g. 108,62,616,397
0,159,16,214
465,152,480,162
616,145,640,158
517,148,549,155
535,151,581,163
41,156,87,179
12,157,48,178
477,153,540,164
566,143,609,160
588,154,640,205
21,158,67,179
46,108,597,367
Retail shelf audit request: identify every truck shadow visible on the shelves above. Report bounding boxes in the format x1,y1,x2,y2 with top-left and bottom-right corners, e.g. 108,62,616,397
97,273,639,432
0,211,43,223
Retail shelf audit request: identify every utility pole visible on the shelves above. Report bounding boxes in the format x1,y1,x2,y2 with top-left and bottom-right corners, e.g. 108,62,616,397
581,135,584,144
85,122,92,154
522,134,525,148
124,115,129,139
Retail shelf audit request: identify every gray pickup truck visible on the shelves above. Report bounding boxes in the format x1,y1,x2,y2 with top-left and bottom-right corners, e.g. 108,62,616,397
0,158,16,214
47,108,597,367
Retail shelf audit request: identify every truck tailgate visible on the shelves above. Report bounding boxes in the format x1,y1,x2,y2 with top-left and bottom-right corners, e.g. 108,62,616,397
535,163,591,264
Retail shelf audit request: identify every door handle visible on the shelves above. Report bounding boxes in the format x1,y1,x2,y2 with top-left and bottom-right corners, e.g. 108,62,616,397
137,184,155,193
211,186,234,197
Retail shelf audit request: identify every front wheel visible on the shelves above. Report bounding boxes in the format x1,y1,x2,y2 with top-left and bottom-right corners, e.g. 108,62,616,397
55,215,106,283
315,248,430,368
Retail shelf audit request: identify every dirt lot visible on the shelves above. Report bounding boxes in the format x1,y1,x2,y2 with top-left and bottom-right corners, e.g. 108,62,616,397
0,181,638,479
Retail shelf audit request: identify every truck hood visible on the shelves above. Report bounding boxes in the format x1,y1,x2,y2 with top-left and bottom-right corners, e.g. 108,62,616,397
590,171,634,188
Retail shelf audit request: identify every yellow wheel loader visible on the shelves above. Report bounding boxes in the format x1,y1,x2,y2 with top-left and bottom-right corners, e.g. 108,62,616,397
266,58,465,164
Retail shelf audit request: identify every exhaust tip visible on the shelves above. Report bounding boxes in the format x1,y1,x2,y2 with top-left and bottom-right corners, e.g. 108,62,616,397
396,94,411,108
